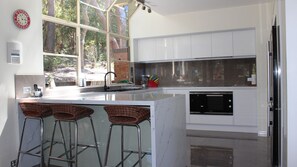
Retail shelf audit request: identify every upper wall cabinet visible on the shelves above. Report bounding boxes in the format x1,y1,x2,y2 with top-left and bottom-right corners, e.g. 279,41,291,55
233,29,256,56
135,29,256,62
191,33,212,58
173,35,192,59
211,31,233,57
137,38,157,62
156,37,174,60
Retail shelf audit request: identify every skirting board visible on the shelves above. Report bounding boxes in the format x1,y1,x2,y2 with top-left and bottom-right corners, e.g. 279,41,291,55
258,131,268,137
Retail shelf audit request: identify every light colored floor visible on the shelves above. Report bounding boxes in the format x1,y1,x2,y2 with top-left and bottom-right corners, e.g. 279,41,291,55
188,130,272,167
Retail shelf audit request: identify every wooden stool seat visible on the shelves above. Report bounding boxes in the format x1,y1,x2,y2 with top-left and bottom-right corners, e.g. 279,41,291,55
104,105,150,167
50,104,94,120
19,103,52,118
104,105,150,125
48,104,102,167
17,103,52,167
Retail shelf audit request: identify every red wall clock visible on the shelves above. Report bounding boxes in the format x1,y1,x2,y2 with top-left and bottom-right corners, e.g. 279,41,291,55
13,9,31,29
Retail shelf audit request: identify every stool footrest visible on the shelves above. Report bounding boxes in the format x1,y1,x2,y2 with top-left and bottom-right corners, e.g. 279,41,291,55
49,142,100,161
19,140,52,157
123,149,151,155
114,150,151,167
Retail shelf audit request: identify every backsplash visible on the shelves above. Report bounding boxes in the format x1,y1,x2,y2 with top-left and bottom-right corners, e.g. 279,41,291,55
15,75,45,98
134,58,256,87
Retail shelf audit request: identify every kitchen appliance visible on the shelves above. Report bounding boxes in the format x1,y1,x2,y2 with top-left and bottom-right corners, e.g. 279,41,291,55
190,91,233,115
268,21,282,166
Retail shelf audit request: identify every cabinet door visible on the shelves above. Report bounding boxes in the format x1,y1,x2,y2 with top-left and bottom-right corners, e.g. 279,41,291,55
191,33,212,58
156,37,174,60
233,89,257,126
233,29,256,56
212,31,233,57
137,38,156,62
173,35,191,59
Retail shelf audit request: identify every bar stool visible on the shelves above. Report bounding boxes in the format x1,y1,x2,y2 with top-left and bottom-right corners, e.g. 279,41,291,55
16,103,52,167
47,104,102,167
104,105,150,167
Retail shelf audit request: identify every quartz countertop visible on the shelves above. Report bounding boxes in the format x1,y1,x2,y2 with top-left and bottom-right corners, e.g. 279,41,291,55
18,90,180,106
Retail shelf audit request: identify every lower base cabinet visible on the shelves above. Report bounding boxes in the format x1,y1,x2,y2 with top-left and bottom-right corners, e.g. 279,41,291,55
163,88,257,133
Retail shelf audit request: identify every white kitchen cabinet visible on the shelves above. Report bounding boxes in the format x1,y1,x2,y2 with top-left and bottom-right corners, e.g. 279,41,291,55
156,37,174,60
173,35,192,59
135,29,256,62
191,33,212,58
233,89,257,126
137,38,157,62
211,31,233,57
189,115,234,125
233,29,256,56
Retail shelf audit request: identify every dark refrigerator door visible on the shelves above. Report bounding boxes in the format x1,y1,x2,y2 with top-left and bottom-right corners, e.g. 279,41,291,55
268,24,281,166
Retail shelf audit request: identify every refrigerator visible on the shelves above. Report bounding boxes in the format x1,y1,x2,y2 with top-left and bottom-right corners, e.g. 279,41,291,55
268,21,281,167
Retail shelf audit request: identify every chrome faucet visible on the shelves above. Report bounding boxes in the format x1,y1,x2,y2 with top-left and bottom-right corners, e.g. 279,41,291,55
104,71,117,91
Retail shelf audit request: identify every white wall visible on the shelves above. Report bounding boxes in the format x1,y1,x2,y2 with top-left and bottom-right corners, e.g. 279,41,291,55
130,3,274,135
0,0,43,166
285,0,297,166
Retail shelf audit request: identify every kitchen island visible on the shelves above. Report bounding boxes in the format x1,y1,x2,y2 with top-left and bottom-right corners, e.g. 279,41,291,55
18,91,187,167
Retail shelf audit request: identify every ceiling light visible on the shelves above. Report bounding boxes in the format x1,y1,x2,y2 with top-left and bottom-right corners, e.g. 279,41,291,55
135,1,139,7
142,5,146,10
148,8,151,13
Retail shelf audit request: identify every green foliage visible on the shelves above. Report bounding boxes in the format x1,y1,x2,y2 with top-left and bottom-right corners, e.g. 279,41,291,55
42,0,130,85
44,56,76,72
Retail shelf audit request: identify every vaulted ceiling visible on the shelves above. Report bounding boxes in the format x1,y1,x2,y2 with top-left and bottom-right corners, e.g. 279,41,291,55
146,0,272,15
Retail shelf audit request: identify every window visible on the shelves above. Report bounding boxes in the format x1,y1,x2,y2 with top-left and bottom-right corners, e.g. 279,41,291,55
42,0,131,87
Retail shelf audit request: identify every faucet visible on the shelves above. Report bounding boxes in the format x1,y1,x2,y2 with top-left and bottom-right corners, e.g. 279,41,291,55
104,71,117,91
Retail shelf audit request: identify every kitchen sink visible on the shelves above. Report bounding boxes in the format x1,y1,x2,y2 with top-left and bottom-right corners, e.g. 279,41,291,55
106,86,143,92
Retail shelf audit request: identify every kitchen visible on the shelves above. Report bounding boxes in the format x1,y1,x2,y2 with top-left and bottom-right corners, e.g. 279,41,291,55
0,0,297,167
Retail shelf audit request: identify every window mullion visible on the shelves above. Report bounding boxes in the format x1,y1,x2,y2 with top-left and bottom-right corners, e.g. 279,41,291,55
77,0,82,84
106,0,118,85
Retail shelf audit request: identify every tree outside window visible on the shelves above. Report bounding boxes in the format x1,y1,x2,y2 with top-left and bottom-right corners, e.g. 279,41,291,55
42,0,131,87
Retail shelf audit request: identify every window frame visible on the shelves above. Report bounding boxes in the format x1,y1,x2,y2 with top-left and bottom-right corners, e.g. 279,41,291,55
42,0,130,87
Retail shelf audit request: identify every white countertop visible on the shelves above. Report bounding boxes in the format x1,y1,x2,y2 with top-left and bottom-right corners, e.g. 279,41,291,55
18,90,180,106
18,86,255,105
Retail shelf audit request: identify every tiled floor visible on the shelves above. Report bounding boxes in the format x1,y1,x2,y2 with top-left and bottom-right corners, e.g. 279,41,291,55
188,130,272,167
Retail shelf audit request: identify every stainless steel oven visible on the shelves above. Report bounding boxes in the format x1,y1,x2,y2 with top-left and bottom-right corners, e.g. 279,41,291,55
190,91,233,115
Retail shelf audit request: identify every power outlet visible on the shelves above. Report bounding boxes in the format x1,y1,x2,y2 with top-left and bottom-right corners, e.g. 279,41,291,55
10,159,16,167
23,87,31,94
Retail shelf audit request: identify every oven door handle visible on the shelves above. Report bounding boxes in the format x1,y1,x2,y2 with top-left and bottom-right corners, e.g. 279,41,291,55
206,94,223,97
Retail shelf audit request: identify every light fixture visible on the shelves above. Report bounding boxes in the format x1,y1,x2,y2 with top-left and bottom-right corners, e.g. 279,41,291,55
136,0,152,13
135,1,138,6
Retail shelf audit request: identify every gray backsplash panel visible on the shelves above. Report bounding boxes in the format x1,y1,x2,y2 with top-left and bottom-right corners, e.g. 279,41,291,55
15,75,45,98
135,58,256,87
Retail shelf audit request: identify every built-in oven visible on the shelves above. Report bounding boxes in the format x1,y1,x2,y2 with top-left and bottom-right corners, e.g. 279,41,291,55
190,91,233,115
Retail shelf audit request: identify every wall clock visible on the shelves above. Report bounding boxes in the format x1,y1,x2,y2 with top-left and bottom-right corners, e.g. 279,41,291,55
13,9,31,29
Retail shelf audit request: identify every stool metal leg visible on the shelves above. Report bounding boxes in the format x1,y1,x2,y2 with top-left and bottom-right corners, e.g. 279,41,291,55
48,120,58,166
16,118,27,167
89,116,103,167
40,118,44,167
68,121,72,166
104,124,114,166
67,122,73,167
136,124,142,167
74,121,78,167
121,125,124,167
58,121,71,167
48,120,71,167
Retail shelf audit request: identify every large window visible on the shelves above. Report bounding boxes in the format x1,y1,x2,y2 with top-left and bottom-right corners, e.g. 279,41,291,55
42,0,130,87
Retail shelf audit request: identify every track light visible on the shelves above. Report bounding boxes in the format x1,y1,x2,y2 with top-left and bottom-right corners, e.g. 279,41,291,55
136,0,152,14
